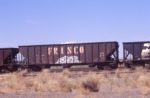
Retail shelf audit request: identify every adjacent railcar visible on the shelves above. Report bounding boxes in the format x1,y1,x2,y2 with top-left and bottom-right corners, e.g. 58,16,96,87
0,48,19,71
123,41,150,68
19,42,119,70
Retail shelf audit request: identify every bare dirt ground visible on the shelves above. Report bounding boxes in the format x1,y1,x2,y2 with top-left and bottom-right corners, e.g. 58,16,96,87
0,67,150,98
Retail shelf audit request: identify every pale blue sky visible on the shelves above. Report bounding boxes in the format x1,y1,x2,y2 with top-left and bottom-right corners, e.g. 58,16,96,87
0,0,149,47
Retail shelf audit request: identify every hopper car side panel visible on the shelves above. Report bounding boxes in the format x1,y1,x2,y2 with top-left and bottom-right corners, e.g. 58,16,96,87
0,50,4,65
28,47,35,65
41,46,48,64
19,42,119,68
35,46,41,64
0,48,19,65
85,44,92,63
123,41,150,67
0,48,19,72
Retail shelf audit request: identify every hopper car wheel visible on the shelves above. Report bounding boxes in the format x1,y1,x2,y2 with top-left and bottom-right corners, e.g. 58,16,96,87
63,64,71,69
125,63,135,70
110,64,118,69
29,65,42,72
89,64,96,67
125,63,133,69
0,68,2,73
44,65,51,69
129,65,135,70
6,65,18,72
0,67,6,73
97,65,104,70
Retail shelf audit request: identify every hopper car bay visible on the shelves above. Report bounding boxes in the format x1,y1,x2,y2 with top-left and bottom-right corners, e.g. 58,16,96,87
0,41,150,72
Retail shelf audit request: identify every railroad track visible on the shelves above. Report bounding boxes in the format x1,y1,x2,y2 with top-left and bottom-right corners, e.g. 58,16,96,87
20,67,150,78
0,66,150,78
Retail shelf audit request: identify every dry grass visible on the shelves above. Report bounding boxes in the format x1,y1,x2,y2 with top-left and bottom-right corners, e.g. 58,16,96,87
0,68,150,95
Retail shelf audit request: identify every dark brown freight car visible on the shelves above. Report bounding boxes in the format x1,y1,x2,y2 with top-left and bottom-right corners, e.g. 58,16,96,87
123,41,150,68
19,42,119,71
0,48,19,71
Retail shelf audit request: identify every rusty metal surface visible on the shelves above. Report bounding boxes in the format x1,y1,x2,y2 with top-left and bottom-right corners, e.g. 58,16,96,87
0,50,3,65
35,46,41,64
28,47,35,65
41,46,48,64
19,42,119,66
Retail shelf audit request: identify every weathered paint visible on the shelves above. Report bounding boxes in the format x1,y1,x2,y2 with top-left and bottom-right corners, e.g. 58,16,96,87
19,42,118,65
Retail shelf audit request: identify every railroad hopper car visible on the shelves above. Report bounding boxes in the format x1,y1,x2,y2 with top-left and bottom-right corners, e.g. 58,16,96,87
19,42,119,71
123,41,150,68
0,48,19,72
